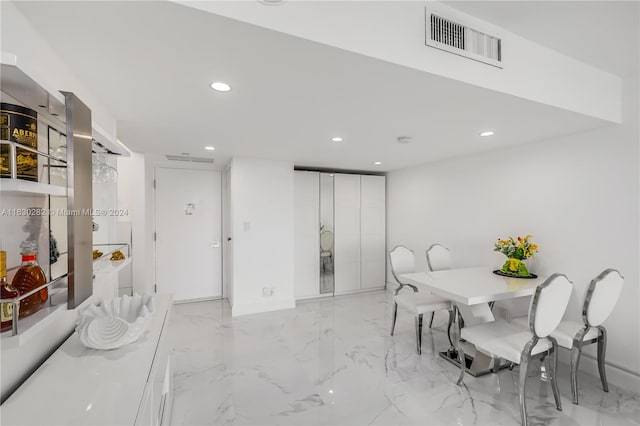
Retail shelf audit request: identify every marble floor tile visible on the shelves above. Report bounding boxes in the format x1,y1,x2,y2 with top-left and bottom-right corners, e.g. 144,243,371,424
167,290,639,426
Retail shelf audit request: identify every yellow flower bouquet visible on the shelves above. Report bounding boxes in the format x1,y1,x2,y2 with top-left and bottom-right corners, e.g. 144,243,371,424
494,235,539,277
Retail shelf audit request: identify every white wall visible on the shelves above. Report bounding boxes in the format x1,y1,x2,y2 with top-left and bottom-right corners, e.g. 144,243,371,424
386,73,639,391
229,157,295,316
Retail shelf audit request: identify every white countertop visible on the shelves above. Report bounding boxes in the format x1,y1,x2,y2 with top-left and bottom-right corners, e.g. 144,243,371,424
1,294,172,425
401,267,547,305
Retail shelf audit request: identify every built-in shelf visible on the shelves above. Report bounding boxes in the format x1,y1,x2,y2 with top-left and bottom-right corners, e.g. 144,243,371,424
0,178,67,196
1,53,67,128
93,257,132,277
0,303,68,349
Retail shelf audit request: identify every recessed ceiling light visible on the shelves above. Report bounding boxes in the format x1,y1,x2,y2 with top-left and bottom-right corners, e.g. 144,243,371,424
258,0,285,5
210,82,231,92
331,137,343,142
479,131,494,137
205,146,215,151
373,161,382,165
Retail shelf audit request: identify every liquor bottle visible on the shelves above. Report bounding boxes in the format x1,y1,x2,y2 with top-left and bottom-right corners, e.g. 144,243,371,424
1,251,20,332
0,103,39,181
11,241,48,319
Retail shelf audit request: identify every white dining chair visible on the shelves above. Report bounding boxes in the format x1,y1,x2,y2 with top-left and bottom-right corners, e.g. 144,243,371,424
319,230,333,272
389,245,452,354
426,243,452,272
549,268,623,404
456,273,573,426
425,243,452,328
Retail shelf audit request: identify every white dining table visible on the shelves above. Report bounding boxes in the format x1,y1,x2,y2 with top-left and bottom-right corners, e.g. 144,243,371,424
400,267,547,376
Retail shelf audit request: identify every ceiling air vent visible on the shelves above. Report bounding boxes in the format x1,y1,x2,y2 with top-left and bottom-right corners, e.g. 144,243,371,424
166,154,214,164
426,11,502,68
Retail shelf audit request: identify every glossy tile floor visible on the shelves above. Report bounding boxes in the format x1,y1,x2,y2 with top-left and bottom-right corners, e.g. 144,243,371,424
167,290,639,425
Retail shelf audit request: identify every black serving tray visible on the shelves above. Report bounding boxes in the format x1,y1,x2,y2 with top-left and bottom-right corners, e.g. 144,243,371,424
493,269,538,279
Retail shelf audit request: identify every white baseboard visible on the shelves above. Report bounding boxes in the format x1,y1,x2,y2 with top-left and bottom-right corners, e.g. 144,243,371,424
172,296,222,305
231,298,296,317
334,286,386,296
557,350,640,394
296,293,334,301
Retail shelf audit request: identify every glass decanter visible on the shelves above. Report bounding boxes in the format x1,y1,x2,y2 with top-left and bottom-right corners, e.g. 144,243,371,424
11,241,48,319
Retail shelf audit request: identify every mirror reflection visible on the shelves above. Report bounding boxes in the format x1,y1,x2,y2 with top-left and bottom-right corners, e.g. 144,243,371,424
320,173,334,294
48,127,68,280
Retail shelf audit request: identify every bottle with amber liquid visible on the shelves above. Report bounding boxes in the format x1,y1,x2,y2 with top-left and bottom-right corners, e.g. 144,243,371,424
11,241,48,319
1,251,20,332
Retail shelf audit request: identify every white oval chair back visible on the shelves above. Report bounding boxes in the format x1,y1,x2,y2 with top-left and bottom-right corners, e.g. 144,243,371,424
389,245,416,282
530,273,573,338
320,230,333,252
585,269,624,327
425,243,451,272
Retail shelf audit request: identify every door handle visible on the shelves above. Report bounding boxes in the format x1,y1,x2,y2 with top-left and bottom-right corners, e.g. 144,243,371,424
210,241,220,248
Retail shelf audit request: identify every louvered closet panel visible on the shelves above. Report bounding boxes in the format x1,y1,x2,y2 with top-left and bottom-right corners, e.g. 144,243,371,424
360,175,386,289
334,174,361,294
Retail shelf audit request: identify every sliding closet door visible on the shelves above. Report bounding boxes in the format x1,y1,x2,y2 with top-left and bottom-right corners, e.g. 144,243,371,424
334,173,361,294
294,171,320,299
360,175,386,289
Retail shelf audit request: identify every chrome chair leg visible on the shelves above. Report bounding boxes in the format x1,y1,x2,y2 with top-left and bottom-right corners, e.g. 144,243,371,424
597,326,609,393
446,309,455,348
518,339,536,426
570,344,582,404
456,340,465,385
519,355,530,426
429,312,435,328
415,314,423,354
548,343,562,411
390,302,398,336
570,327,588,404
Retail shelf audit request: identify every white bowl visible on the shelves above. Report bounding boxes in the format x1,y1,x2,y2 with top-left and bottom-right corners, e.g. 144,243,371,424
76,294,155,350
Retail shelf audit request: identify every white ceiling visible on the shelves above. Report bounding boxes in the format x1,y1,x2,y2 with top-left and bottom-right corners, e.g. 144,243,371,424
12,1,629,172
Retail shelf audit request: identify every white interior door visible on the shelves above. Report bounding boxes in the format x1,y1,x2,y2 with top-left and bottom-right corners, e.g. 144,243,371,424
155,167,222,301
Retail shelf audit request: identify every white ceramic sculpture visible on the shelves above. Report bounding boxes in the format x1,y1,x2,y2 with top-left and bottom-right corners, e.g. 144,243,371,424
76,293,155,350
